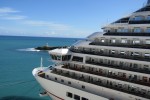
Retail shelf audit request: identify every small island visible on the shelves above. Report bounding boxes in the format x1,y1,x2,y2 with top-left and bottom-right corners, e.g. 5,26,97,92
35,43,68,50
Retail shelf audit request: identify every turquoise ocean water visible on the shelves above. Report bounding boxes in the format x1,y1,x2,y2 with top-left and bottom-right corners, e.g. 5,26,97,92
0,36,79,100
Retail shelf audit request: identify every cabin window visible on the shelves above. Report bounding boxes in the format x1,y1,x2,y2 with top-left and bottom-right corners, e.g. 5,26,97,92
146,27,150,33
143,65,149,71
147,15,150,20
123,29,129,32
133,64,138,68
62,55,71,61
132,52,140,56
55,77,57,80
145,40,150,44
143,76,148,82
74,94,80,100
120,51,125,55
134,16,144,21
121,39,127,44
51,55,57,60
111,50,115,54
56,55,61,60
46,75,49,79
117,28,124,32
66,92,73,98
61,79,64,82
82,85,85,89
134,28,141,33
141,89,147,94
144,53,150,59
148,91,150,96
111,60,115,65
82,97,89,100
68,81,71,85
117,28,128,32
133,40,140,44
72,56,83,62
110,39,116,43
129,17,134,21
100,49,104,54
119,62,124,66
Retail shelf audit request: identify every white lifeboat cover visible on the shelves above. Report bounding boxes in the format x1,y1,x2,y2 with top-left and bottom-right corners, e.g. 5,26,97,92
48,48,70,55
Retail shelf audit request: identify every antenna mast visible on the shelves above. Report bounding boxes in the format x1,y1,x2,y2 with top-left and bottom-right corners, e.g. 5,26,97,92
40,57,43,69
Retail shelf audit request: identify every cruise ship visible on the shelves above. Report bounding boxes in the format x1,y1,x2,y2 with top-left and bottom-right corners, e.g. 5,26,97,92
32,1,150,100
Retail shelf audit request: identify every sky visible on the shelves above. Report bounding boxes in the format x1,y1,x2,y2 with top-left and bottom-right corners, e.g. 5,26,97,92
0,0,147,38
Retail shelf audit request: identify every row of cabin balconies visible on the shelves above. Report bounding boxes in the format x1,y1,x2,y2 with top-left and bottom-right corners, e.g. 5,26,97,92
114,20,150,24
62,63,150,87
85,56,150,74
103,32,150,36
129,20,150,24
113,14,150,24
113,19,150,24
51,68,150,99
70,47,150,61
41,69,148,100
89,38,150,49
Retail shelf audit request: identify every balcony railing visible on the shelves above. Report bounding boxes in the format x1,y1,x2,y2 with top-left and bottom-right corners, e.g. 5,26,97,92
103,32,150,36
89,42,150,49
51,69,150,99
85,60,150,74
129,20,150,24
70,48,150,62
62,65,150,87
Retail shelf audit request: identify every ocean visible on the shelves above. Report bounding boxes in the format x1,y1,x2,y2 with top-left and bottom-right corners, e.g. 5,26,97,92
0,36,80,100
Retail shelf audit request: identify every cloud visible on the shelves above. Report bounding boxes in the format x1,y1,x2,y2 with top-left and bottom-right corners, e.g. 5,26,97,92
24,20,71,31
3,15,27,20
0,7,19,14
0,7,26,20
0,7,90,38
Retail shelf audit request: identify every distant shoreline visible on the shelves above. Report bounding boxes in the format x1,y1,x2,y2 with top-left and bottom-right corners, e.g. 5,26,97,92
35,45,68,50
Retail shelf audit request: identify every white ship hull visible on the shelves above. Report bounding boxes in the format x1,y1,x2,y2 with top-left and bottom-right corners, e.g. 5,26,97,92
33,67,150,100
33,68,109,100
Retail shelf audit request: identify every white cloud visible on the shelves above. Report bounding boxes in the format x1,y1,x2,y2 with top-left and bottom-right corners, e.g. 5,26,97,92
0,7,91,38
3,15,27,20
24,20,71,31
0,7,19,14
0,7,26,20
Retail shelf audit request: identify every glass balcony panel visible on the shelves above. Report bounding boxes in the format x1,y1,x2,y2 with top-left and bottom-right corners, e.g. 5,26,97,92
121,39,127,44
133,40,140,44
111,39,116,43
134,16,145,21
146,28,150,33
147,16,150,20
146,40,150,44
133,28,142,33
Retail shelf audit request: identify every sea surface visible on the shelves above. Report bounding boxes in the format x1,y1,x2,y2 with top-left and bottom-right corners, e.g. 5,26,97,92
0,36,80,100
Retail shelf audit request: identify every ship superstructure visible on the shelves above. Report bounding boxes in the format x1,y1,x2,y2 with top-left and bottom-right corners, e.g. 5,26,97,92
33,1,150,100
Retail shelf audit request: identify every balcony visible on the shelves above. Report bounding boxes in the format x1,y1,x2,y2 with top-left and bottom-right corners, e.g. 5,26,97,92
89,42,150,49
51,69,150,99
85,60,150,74
72,56,83,62
103,32,150,36
129,20,150,24
62,65,150,87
